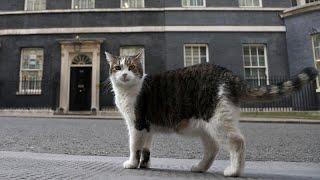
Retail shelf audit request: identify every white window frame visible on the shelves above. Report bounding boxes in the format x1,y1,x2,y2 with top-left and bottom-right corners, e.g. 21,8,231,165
183,44,209,67
305,0,320,4
312,34,320,91
121,0,145,8
72,0,95,9
18,48,44,95
120,46,145,71
24,0,46,11
242,44,269,86
182,0,206,7
239,0,263,8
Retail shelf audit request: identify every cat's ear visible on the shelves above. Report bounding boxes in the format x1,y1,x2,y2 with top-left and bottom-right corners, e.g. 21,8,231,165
132,49,144,63
105,52,115,65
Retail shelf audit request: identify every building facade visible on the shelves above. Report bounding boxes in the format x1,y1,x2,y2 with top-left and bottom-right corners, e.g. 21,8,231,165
0,0,319,114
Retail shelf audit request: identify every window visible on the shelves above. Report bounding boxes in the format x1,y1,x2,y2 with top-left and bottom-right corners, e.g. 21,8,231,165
184,44,208,67
243,44,268,86
291,0,298,6
292,0,319,6
72,0,95,9
25,0,46,11
19,48,44,94
312,34,320,89
120,47,145,70
182,0,206,7
306,0,320,4
121,0,145,8
239,0,262,7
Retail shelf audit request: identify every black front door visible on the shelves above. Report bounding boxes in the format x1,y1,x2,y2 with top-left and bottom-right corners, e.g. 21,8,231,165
69,67,92,111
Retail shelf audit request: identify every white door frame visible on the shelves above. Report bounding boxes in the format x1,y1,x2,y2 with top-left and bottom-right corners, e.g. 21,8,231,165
59,40,102,113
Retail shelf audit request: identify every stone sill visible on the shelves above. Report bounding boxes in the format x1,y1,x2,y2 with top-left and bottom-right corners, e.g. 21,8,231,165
0,7,286,16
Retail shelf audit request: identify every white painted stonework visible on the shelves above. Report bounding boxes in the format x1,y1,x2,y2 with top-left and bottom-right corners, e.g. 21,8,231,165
0,26,286,36
59,40,102,113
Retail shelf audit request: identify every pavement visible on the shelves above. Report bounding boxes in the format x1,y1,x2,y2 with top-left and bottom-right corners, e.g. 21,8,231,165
0,151,319,180
1,117,320,162
0,117,319,179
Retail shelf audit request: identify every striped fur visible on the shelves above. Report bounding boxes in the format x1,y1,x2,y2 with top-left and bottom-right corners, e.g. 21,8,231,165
243,67,319,101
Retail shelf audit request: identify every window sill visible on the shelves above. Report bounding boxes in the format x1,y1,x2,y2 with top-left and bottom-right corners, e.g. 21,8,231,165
16,90,42,95
239,6,263,8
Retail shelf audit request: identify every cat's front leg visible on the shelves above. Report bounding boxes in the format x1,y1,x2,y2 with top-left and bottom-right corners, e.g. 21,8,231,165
123,127,145,169
139,133,153,168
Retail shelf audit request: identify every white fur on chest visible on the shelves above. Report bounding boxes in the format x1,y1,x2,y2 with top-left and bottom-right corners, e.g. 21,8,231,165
112,77,145,124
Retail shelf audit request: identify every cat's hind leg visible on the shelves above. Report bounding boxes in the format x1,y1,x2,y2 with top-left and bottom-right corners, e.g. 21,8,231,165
191,131,219,172
139,133,153,168
211,103,245,177
223,130,245,177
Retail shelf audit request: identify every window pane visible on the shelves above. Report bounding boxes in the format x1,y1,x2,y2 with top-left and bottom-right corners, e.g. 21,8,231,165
258,46,265,55
251,68,258,78
183,0,204,6
251,56,258,66
245,68,251,78
26,0,46,11
315,47,320,60
200,47,206,57
197,0,204,6
192,47,200,57
239,0,260,7
185,57,192,66
244,56,251,66
190,0,197,6
193,47,200,64
239,0,245,6
258,55,265,66
182,0,188,6
21,49,43,70
185,47,192,56
122,0,144,8
253,0,260,6
73,0,95,9
243,46,250,55
250,47,257,55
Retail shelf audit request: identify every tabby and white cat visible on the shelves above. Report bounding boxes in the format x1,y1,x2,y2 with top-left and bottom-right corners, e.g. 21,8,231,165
105,50,318,177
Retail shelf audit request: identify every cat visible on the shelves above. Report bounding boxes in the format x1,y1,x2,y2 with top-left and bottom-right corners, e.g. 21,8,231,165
105,50,318,177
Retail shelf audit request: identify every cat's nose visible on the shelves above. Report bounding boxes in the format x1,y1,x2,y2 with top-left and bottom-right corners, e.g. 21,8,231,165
122,73,128,78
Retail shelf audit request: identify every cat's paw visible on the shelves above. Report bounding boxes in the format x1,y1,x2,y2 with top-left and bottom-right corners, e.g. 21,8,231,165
223,166,242,177
123,160,139,169
139,161,150,169
191,165,206,173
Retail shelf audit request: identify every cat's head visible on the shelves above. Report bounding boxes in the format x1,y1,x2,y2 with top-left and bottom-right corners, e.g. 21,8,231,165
105,50,144,88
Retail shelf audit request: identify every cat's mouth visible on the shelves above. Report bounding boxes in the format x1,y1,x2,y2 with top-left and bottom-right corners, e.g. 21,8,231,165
120,77,130,83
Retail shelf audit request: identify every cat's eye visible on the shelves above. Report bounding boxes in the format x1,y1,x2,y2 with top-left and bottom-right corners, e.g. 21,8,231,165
114,66,121,71
128,65,135,71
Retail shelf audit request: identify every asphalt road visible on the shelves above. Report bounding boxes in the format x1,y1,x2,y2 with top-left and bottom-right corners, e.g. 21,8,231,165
0,117,319,163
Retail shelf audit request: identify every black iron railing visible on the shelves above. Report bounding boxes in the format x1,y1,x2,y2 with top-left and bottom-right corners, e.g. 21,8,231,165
0,80,59,110
240,76,319,111
0,77,319,111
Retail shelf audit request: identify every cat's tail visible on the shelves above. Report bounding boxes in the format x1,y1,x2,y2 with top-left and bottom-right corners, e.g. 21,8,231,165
242,67,318,101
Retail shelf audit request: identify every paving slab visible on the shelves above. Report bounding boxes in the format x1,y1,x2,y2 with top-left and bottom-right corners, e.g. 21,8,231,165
0,151,319,180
